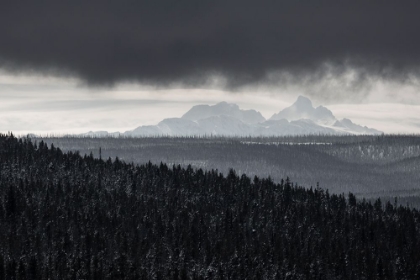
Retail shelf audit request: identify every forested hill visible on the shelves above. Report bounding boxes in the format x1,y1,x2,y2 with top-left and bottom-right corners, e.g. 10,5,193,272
35,135,420,199
1,134,420,279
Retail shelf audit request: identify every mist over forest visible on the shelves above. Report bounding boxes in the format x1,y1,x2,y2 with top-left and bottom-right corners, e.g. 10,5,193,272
34,134,420,208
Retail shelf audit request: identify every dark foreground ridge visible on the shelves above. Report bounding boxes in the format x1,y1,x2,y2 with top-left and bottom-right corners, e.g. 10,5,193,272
0,134,419,279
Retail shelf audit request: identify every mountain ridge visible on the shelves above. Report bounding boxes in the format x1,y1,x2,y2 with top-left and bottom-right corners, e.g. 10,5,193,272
182,101,266,124
81,97,383,137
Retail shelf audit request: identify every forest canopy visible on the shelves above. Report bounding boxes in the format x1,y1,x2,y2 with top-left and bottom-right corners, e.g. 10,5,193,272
0,133,419,279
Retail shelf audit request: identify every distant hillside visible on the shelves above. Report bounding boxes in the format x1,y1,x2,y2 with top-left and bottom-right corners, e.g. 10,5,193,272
37,135,420,200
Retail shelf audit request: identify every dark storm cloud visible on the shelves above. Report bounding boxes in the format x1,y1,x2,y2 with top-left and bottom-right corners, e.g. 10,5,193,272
1,1,420,87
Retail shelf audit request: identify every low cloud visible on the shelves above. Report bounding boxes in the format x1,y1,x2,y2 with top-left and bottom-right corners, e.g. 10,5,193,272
1,1,420,94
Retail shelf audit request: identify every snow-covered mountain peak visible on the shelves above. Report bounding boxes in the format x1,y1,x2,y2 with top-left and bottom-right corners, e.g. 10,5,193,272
341,118,353,125
270,96,336,125
82,97,383,137
181,101,265,124
294,95,313,109
214,101,239,109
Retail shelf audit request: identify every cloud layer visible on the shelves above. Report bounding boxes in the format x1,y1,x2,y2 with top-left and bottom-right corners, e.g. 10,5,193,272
2,77,420,135
1,1,420,88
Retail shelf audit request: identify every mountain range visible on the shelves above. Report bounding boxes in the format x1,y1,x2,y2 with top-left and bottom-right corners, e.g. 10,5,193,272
83,96,383,137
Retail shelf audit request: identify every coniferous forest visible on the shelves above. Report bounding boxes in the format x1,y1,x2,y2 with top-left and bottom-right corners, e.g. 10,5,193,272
1,133,420,279
36,135,420,207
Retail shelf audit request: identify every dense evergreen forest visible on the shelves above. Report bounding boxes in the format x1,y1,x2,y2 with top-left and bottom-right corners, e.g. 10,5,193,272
1,133,420,279
35,135,420,207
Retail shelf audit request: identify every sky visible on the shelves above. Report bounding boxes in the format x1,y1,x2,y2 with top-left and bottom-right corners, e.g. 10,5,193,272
1,1,420,135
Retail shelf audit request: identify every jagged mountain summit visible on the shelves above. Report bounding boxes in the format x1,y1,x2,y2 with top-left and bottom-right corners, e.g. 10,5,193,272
82,97,382,137
270,96,382,135
270,96,336,125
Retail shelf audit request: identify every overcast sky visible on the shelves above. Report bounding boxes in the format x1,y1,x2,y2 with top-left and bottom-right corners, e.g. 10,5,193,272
1,1,420,135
